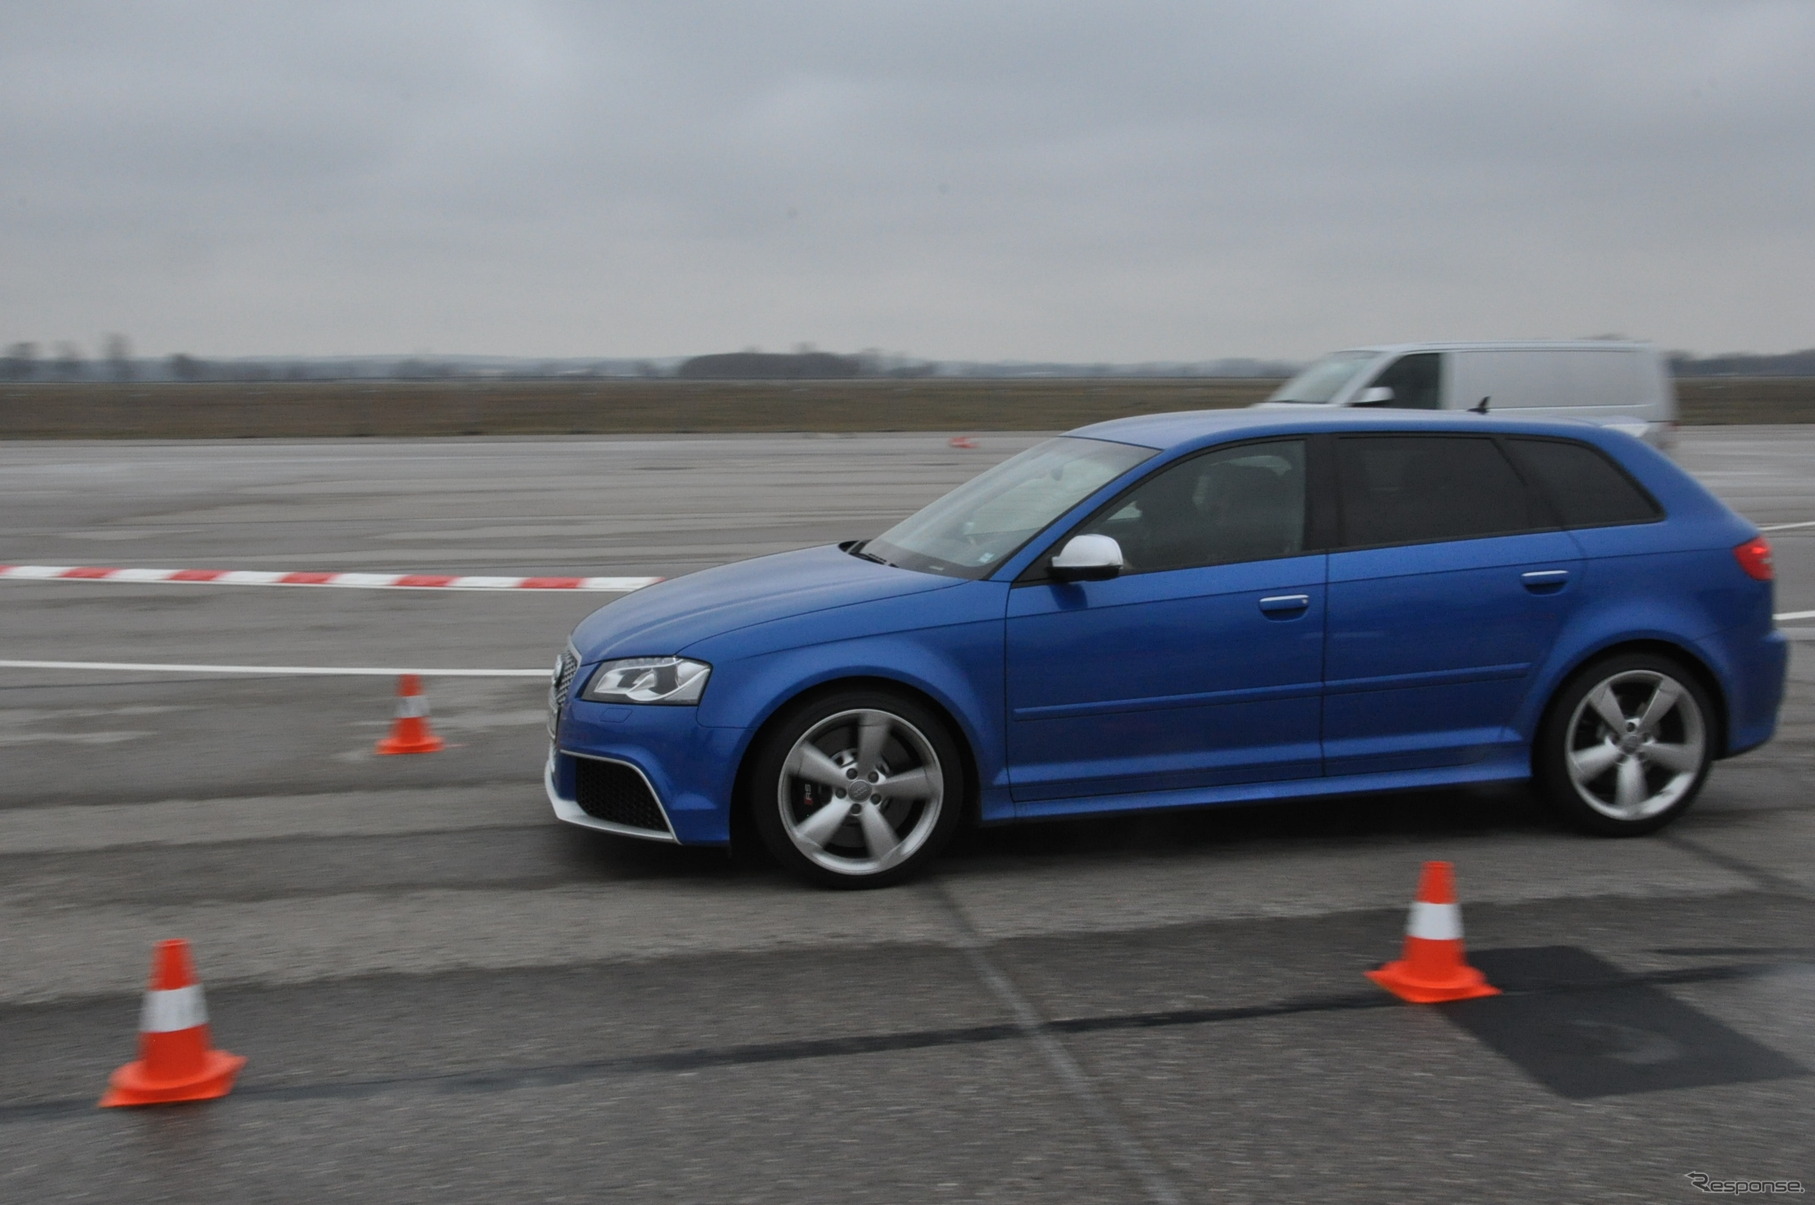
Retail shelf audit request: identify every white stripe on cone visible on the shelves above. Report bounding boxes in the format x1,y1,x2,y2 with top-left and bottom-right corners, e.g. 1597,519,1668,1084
140,984,208,1033
398,694,430,718
1407,900,1463,941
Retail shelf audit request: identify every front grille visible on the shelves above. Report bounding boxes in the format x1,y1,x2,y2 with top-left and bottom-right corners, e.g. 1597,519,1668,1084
548,647,579,738
573,757,668,832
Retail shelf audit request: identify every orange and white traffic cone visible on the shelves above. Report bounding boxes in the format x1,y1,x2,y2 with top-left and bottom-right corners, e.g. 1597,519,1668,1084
100,939,246,1107
1366,861,1500,1004
375,673,444,755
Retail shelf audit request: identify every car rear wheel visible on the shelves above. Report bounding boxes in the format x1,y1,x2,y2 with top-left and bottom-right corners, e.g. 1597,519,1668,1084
750,690,965,888
1536,653,1713,836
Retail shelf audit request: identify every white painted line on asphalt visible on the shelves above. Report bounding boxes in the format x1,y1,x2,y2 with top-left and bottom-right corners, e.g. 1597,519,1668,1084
8,613,1814,677
935,883,1184,1205
1759,520,1815,532
0,659,549,677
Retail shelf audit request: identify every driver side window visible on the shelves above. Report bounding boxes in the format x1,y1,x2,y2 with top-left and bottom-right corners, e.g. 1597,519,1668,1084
1078,440,1307,574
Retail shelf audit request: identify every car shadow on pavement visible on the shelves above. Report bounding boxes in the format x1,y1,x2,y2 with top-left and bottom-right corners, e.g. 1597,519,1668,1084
556,782,1563,886
944,782,1559,867
550,823,757,883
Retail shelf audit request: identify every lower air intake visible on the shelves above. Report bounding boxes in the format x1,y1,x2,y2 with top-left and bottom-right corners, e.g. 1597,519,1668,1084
573,758,668,833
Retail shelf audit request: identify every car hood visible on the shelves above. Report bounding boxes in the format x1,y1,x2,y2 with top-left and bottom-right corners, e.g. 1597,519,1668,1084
569,544,962,659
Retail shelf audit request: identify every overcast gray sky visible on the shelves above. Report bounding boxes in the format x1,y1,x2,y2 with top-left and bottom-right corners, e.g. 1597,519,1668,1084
3,1,1811,362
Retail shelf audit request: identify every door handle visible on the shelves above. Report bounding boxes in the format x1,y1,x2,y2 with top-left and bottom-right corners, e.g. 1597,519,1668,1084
1258,593,1311,615
1521,569,1571,593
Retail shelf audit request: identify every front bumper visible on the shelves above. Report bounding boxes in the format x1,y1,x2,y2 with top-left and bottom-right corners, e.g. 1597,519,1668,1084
547,699,744,845
545,749,679,842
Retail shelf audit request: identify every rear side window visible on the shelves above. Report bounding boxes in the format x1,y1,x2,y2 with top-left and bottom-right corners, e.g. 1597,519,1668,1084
1337,435,1547,547
1505,437,1662,527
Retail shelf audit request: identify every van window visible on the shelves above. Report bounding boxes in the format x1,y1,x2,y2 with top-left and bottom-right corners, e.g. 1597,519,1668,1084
1506,437,1662,527
1268,351,1375,404
1337,435,1547,547
1364,353,1441,410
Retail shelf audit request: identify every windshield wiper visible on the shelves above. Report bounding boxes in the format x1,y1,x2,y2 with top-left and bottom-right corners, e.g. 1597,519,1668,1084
846,540,891,566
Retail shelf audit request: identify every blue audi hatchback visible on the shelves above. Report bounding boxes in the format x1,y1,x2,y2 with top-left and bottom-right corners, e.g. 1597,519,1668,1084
546,410,1786,887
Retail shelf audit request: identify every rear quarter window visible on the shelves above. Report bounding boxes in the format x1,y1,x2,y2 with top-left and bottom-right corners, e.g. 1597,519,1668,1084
1505,437,1662,528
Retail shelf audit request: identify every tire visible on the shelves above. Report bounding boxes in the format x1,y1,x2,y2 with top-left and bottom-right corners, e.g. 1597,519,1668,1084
748,689,967,888
1535,652,1714,836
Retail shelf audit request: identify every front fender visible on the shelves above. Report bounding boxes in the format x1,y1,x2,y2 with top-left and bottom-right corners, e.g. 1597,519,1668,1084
696,621,1013,823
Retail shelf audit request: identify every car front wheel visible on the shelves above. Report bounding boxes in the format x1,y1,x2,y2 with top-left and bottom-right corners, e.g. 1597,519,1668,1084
1536,653,1714,836
750,690,965,888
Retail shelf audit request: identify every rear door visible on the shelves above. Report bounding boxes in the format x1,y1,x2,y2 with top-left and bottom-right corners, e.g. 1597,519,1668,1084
1323,434,1581,775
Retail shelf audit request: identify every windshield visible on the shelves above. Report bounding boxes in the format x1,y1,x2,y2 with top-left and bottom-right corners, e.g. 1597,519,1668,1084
862,436,1156,578
1267,350,1378,403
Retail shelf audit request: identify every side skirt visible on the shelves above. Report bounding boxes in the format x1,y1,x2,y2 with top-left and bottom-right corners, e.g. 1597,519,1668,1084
1012,757,1530,821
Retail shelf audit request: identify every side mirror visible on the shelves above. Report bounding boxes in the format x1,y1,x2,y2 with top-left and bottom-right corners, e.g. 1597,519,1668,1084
1049,534,1124,582
1354,386,1395,407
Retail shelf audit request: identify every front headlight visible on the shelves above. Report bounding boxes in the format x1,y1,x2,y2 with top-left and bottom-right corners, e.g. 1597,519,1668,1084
579,657,712,705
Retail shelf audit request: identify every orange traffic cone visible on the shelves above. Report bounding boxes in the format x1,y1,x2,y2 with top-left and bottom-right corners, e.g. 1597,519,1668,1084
375,673,445,754
947,436,978,449
100,939,246,1107
1366,861,1500,1003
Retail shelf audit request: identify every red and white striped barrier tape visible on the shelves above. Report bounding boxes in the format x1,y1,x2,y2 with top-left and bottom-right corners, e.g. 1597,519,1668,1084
4,563,1810,619
0,565,661,592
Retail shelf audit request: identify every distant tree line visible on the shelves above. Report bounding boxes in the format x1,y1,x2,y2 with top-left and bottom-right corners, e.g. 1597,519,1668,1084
7,340,1815,383
678,351,865,380
1669,349,1815,377
2,338,138,382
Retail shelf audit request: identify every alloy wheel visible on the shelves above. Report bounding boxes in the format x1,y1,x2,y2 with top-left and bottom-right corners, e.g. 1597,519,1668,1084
1561,668,1707,822
776,708,946,876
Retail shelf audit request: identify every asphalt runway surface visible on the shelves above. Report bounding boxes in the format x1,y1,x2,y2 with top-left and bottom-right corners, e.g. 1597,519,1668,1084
2,429,1811,1203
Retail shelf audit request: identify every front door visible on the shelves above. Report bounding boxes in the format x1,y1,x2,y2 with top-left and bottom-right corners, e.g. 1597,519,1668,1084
1005,438,1326,809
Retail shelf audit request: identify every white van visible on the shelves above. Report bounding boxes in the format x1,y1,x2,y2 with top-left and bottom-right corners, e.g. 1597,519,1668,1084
1257,341,1677,448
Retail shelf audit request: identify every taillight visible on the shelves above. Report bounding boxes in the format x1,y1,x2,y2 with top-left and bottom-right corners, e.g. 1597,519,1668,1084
1733,537,1774,581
